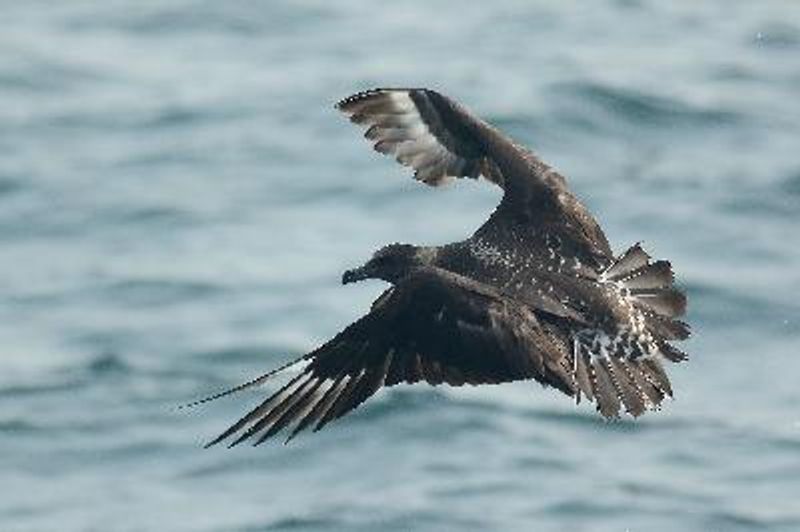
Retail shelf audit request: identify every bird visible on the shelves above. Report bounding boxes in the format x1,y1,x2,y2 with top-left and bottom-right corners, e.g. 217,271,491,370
193,88,690,447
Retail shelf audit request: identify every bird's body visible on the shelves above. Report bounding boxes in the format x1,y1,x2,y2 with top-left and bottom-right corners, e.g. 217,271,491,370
196,88,690,446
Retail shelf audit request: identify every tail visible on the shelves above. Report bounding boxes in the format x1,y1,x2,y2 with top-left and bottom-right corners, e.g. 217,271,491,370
603,243,687,321
572,243,690,418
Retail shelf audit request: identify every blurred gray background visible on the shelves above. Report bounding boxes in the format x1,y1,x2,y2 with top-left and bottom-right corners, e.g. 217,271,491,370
1,1,799,531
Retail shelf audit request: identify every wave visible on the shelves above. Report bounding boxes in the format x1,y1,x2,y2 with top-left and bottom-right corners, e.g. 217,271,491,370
549,81,742,128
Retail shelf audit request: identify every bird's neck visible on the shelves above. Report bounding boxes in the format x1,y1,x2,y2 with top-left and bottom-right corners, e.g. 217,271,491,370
414,245,441,267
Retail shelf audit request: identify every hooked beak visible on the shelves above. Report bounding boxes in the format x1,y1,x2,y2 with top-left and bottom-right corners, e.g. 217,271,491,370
342,264,372,285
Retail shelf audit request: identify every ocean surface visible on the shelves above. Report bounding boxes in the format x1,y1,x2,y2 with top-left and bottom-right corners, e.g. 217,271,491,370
1,2,799,531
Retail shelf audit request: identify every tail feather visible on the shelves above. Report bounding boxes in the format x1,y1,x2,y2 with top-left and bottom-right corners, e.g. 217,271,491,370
643,313,691,341
571,342,675,419
605,244,688,321
629,361,665,406
634,289,687,318
593,358,622,418
657,341,689,363
606,248,687,319
603,243,650,281
610,356,647,417
573,243,688,419
620,260,673,290
640,358,673,397
573,347,594,403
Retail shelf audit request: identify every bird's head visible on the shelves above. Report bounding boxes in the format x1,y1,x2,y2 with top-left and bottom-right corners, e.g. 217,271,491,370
342,244,437,285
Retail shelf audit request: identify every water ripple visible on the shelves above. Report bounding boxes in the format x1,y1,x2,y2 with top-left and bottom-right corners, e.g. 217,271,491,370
552,81,742,128
3,2,800,531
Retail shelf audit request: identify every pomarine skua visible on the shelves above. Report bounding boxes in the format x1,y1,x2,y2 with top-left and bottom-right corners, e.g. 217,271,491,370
192,88,690,447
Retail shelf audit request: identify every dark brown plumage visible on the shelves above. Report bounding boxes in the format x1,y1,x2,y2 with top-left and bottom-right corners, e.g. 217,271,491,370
193,88,690,446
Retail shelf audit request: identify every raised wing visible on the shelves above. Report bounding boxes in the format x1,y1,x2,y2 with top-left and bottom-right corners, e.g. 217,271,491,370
337,89,491,186
336,88,612,262
202,267,576,446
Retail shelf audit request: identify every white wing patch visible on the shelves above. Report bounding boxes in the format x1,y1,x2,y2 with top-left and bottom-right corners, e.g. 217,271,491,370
337,89,482,186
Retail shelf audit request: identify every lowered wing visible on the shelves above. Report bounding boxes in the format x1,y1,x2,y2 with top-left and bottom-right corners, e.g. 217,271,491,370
202,267,576,446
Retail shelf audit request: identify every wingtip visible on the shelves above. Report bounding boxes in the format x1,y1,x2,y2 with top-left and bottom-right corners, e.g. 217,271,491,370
177,394,225,411
203,433,226,449
283,426,303,445
336,88,416,113
335,89,380,112
179,355,308,413
227,434,249,449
